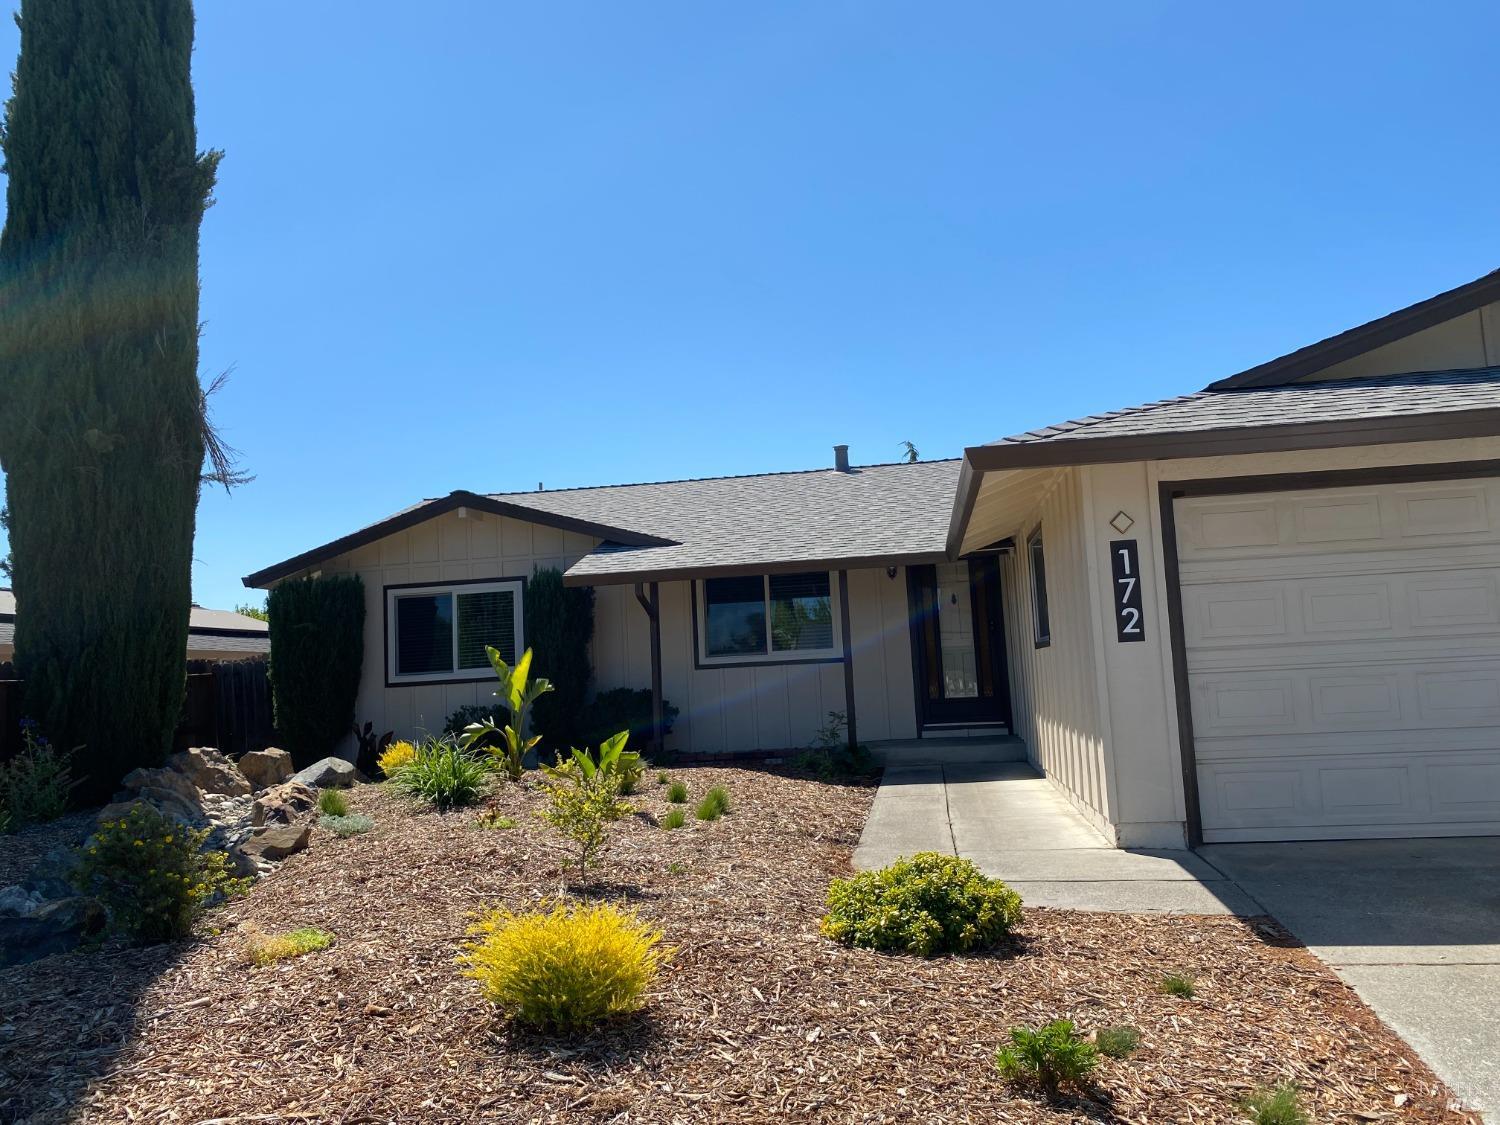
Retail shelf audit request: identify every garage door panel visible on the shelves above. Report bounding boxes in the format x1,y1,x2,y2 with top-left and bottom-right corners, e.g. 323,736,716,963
1177,476,1500,842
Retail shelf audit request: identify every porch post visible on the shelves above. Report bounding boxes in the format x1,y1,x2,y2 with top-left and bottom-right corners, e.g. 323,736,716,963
634,581,665,759
838,569,857,752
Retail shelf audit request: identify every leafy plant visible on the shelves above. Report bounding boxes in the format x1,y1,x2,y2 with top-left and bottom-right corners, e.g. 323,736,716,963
694,786,730,821
391,737,490,810
577,687,679,751
479,812,516,830
666,780,688,804
319,813,373,836
540,739,633,879
525,567,595,749
1241,1084,1310,1125
458,900,671,1032
317,788,349,816
443,703,504,742
550,729,642,800
666,861,687,876
267,575,366,766
794,711,877,780
661,807,686,830
243,925,333,966
377,739,417,778
72,805,249,943
351,721,394,777
1096,1025,1141,1059
995,1020,1099,1096
820,852,1023,957
461,647,554,781
1160,972,1196,998
0,719,75,827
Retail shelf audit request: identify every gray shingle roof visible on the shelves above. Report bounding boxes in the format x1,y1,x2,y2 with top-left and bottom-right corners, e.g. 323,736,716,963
0,589,268,657
968,369,1500,470
488,460,962,583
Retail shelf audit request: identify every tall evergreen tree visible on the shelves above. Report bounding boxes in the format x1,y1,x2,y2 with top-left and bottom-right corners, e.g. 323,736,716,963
0,0,221,799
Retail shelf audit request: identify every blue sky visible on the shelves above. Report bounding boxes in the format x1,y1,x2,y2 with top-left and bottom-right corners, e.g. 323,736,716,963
3,1,1499,611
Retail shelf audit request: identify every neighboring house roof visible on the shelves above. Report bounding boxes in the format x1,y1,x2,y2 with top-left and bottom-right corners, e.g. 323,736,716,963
963,368,1500,472
244,459,962,589
1207,267,1500,391
0,589,269,658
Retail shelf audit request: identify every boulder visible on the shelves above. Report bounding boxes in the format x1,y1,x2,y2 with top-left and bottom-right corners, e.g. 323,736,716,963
120,765,201,806
0,895,105,968
168,747,252,797
252,781,318,828
97,789,206,831
238,823,310,862
291,756,359,789
237,747,293,791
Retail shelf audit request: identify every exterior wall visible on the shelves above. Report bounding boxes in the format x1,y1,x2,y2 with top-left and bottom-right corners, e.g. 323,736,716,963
305,507,918,755
999,469,1115,838
1301,300,1500,382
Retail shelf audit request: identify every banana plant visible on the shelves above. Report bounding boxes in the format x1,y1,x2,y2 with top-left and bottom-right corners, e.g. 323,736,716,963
542,729,644,795
460,646,554,781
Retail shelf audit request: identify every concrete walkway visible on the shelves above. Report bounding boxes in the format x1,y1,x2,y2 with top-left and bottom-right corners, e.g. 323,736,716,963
853,762,1257,914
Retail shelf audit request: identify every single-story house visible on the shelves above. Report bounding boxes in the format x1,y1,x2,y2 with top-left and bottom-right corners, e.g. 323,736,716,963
0,589,270,664
247,266,1500,849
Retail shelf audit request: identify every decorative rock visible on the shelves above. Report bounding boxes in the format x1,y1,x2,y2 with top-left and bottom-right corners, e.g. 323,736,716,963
0,896,105,968
237,747,293,791
97,790,205,831
238,822,310,862
168,747,252,797
290,756,358,789
120,765,201,806
252,781,318,828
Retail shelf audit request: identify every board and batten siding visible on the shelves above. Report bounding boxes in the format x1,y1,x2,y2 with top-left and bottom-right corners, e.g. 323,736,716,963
297,507,919,754
1001,469,1115,838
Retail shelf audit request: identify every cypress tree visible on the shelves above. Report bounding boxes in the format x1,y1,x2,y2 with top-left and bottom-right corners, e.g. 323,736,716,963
0,0,221,800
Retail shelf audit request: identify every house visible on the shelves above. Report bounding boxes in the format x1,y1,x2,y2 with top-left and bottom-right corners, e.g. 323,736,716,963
0,589,270,664
246,266,1500,849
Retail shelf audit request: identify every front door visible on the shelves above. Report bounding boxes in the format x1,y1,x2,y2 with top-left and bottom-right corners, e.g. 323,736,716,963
907,557,1011,729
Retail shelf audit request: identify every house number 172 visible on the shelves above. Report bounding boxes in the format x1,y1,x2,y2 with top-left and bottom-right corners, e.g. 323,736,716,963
1109,539,1146,643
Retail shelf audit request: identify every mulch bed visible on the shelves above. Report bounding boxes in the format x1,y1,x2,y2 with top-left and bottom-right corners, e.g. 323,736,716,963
0,767,1480,1123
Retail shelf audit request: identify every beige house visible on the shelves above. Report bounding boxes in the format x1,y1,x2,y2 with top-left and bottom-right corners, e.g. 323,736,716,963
248,267,1500,849
0,590,269,665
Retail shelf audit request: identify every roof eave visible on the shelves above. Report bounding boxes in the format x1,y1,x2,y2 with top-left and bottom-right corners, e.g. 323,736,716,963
945,458,981,558
561,550,952,588
963,406,1500,472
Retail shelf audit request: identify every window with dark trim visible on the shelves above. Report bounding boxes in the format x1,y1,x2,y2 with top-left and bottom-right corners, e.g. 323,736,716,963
697,571,839,664
1028,528,1051,647
386,579,523,683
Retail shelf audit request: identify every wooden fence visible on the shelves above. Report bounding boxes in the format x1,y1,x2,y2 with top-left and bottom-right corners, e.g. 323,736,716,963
0,657,275,763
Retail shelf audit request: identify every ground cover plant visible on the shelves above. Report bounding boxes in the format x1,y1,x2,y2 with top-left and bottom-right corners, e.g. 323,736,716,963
390,737,490,810
995,1018,1099,1096
1161,970,1197,998
1243,1083,1312,1125
0,720,74,829
821,851,1023,957
243,925,333,966
317,788,349,817
1095,1023,1141,1059
694,785,730,821
0,767,1474,1123
319,813,373,837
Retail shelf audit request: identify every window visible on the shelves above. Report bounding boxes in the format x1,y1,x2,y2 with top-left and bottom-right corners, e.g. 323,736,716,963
1028,528,1051,647
386,579,524,683
697,571,840,664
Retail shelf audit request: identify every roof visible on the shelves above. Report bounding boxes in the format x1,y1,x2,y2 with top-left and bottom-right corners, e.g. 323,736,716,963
1207,267,1500,391
244,459,962,589
964,368,1500,472
0,589,268,655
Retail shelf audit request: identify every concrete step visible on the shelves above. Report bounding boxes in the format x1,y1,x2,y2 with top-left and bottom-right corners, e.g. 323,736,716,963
868,736,1028,768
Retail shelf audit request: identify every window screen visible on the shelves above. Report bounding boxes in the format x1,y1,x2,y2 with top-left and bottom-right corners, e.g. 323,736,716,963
769,572,833,652
457,588,516,668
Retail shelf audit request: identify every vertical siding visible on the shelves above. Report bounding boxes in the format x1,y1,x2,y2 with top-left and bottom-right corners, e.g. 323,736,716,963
1000,470,1113,834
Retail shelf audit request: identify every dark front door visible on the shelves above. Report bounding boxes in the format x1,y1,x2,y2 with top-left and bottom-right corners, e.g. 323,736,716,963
908,557,1011,729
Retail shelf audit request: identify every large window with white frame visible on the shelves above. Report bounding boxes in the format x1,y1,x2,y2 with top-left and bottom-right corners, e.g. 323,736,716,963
695,571,841,665
385,578,524,684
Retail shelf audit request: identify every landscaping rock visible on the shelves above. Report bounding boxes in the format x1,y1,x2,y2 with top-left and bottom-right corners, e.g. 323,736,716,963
252,781,318,827
237,747,293,791
120,765,202,807
0,894,105,968
200,791,257,854
291,756,359,789
169,747,253,797
97,789,205,831
238,823,310,862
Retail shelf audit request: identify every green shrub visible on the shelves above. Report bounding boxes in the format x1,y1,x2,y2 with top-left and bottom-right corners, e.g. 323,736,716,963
795,711,879,779
995,1019,1099,1096
578,687,679,751
656,770,670,785
458,900,670,1032
1096,1025,1141,1059
667,780,688,804
72,804,249,943
666,861,686,876
317,788,349,816
661,807,686,830
550,730,642,802
391,737,490,810
694,786,730,821
478,811,516,830
0,721,74,827
1160,972,1196,998
244,925,333,965
444,704,505,743
267,575,365,766
1241,1084,1310,1125
319,813,373,836
526,568,595,749
820,852,1022,957
540,745,631,878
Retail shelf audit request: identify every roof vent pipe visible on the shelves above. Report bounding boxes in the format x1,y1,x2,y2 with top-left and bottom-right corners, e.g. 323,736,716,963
833,444,850,472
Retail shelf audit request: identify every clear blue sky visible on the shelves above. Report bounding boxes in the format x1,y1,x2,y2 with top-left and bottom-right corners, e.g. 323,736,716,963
3,1,1499,611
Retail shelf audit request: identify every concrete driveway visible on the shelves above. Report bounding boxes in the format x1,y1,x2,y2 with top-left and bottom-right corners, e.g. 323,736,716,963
1200,838,1500,1121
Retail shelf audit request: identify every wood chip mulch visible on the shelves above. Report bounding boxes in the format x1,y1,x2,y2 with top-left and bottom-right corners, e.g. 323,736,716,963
0,767,1480,1123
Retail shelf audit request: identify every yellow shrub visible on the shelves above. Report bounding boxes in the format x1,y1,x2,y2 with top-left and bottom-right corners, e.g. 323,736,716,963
458,901,671,1031
377,740,417,777
243,924,333,966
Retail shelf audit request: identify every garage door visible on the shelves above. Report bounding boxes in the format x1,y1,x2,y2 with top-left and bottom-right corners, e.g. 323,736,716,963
1175,475,1500,842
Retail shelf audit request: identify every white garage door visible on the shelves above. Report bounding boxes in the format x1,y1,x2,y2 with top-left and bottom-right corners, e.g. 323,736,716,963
1175,475,1500,842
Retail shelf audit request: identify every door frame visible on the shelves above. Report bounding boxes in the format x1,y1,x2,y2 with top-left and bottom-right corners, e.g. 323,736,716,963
1158,456,1500,847
906,555,1013,732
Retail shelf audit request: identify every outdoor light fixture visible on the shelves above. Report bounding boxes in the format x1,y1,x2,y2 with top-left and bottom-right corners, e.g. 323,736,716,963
1110,510,1135,534
886,566,898,579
